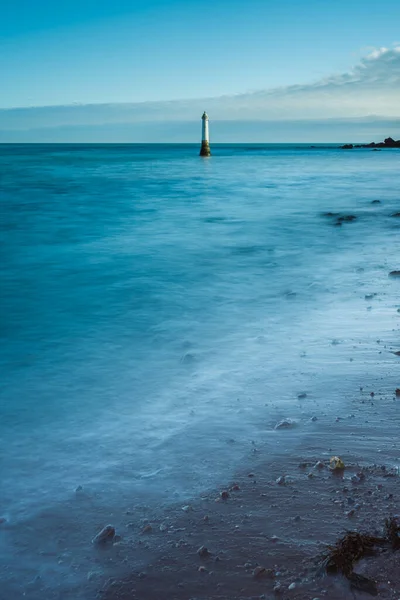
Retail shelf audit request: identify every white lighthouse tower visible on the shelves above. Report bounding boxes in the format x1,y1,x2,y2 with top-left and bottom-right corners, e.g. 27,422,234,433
200,111,211,156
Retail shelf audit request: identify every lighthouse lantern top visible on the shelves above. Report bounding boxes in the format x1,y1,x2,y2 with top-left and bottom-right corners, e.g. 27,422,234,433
202,111,209,120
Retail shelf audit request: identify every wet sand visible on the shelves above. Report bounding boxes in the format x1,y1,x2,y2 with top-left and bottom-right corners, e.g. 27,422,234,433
98,381,400,600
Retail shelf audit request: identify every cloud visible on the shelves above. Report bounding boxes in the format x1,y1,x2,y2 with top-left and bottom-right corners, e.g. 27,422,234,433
0,46,399,141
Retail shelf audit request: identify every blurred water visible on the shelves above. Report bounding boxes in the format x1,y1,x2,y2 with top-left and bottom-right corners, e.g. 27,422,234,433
0,143,400,596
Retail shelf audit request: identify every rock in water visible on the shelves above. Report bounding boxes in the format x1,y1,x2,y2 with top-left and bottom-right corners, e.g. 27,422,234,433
274,419,296,430
92,525,115,545
389,271,400,277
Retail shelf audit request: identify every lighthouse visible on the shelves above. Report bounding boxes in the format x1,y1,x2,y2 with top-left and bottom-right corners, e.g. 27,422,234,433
200,111,211,156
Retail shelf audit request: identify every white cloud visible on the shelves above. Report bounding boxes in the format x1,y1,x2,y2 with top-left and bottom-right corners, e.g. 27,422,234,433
1,45,400,136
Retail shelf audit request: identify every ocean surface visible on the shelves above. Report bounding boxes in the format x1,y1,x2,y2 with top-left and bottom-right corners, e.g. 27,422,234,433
1,143,400,598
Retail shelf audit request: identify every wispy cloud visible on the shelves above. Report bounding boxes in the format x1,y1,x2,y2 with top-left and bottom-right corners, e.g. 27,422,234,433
1,46,399,141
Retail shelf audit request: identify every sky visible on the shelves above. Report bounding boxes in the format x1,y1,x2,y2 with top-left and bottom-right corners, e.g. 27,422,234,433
1,0,400,141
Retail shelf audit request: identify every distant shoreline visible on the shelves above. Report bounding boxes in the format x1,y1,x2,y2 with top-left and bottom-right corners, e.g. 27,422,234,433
341,136,400,149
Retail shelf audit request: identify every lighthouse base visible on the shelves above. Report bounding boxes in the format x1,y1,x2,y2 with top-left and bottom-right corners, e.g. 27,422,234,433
199,141,211,157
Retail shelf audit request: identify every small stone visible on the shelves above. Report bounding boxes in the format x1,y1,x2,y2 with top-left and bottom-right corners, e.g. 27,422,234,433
220,490,230,500
346,509,355,518
288,582,297,590
273,583,283,594
198,566,207,573
182,505,193,512
197,545,210,558
276,476,286,485
159,523,168,532
329,456,345,470
253,566,267,578
141,524,152,534
297,393,307,399
231,484,240,491
395,389,400,398
315,461,324,469
92,525,115,545
75,485,83,492
311,416,318,422
274,419,296,430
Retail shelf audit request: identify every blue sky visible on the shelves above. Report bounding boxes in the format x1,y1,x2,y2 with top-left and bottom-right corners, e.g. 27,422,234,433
1,1,400,141
2,0,400,108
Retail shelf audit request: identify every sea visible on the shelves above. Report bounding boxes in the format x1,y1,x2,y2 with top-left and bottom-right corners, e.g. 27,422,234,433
0,143,400,599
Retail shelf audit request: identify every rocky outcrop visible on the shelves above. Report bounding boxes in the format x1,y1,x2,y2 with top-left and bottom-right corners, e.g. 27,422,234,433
341,137,400,149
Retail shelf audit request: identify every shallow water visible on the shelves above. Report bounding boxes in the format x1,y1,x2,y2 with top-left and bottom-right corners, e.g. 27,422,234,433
0,143,400,598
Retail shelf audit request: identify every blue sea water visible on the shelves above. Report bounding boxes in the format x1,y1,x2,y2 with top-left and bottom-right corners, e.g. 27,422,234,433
0,143,400,598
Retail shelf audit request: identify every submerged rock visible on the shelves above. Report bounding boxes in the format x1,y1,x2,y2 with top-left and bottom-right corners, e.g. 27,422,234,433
389,270,400,277
92,525,115,545
274,419,296,430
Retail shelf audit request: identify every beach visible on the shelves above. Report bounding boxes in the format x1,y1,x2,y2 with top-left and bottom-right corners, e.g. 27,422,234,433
0,144,399,599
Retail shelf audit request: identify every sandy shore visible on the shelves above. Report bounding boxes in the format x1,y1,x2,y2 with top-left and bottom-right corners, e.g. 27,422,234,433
97,380,400,600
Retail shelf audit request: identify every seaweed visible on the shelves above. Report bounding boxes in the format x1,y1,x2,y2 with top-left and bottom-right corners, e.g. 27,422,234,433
319,530,387,595
324,532,383,577
385,517,400,550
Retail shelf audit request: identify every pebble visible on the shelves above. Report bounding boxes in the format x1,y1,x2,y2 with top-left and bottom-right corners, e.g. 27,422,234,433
288,582,297,590
141,524,152,534
220,490,230,500
273,583,283,594
159,524,168,532
346,509,355,518
198,566,207,573
92,525,115,545
276,476,286,485
274,419,296,430
182,505,193,512
253,566,267,578
197,545,210,558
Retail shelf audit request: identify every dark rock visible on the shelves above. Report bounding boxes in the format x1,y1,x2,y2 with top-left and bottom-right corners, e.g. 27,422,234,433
220,490,230,500
342,137,400,149
197,545,211,558
389,271,400,277
371,200,381,204
391,212,400,217
337,214,357,222
92,525,116,545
